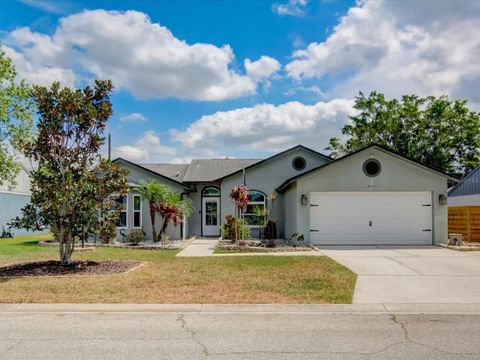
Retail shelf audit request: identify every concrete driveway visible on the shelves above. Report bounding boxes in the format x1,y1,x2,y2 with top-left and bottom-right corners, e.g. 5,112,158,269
318,246,480,304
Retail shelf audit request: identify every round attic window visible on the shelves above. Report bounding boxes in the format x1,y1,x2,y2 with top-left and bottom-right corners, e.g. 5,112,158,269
292,156,306,171
363,159,381,177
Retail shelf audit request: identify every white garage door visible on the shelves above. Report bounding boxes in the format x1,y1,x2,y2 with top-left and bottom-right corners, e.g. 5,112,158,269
309,192,432,245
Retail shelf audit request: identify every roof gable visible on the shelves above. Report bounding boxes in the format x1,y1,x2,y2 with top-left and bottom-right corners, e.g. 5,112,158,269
214,144,332,182
276,144,458,193
448,165,480,196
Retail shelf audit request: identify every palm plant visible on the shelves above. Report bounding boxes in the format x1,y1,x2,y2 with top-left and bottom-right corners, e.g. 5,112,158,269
136,180,172,242
155,195,193,242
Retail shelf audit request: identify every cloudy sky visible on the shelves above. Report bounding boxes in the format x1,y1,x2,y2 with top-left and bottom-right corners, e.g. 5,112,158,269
1,0,479,163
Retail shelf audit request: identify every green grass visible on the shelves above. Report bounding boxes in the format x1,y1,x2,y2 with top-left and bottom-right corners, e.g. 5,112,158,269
0,234,357,304
0,233,54,258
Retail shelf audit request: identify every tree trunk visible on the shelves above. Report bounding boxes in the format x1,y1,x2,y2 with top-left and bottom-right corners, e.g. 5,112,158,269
160,217,169,244
58,228,74,265
149,201,157,242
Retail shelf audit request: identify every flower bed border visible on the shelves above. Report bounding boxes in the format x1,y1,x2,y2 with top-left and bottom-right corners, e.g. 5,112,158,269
215,245,315,252
439,243,480,252
38,237,194,251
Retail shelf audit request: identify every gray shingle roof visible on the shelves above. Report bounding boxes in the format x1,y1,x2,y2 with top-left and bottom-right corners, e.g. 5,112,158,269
139,159,260,183
448,165,480,196
182,159,260,182
139,163,189,182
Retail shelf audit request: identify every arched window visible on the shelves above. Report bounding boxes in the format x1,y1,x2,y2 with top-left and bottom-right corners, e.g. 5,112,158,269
243,190,267,227
202,186,220,197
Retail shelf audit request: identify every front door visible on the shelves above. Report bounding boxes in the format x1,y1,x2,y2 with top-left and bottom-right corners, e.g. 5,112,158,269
202,197,220,236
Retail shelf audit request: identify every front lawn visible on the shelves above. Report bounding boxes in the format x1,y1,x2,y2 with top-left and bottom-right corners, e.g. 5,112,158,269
0,234,356,304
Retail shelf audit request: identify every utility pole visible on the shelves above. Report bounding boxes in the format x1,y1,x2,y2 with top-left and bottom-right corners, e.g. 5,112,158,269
108,133,111,160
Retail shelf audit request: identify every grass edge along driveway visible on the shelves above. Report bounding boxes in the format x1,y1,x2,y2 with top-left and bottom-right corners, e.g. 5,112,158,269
0,234,356,304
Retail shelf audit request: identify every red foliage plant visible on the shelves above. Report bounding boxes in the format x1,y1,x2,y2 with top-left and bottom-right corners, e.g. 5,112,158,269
229,185,249,213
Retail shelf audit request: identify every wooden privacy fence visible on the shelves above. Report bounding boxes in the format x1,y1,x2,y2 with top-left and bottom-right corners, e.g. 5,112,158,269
448,206,480,242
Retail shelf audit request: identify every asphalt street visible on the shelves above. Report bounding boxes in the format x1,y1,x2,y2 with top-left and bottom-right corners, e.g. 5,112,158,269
1,304,480,359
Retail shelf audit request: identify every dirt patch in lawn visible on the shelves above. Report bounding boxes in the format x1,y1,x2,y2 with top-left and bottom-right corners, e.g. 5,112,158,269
0,260,142,278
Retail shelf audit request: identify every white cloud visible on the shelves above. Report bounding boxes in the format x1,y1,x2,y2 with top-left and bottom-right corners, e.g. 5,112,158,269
284,85,327,98
18,0,70,14
3,41,76,87
4,9,279,101
113,131,176,162
245,56,281,82
120,112,147,123
272,0,309,17
171,98,354,155
285,0,480,101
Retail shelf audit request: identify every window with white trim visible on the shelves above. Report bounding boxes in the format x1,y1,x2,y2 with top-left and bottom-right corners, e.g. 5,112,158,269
114,196,128,228
133,194,142,228
242,191,266,227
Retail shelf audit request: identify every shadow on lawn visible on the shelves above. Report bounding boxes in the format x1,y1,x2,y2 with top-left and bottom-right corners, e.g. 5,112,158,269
17,240,41,247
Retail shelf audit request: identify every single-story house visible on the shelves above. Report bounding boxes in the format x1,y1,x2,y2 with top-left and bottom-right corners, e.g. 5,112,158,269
0,156,40,236
448,165,480,242
113,144,454,245
448,165,480,206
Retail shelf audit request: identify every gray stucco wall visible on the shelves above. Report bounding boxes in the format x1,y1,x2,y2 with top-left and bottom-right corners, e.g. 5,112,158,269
283,182,297,240
285,148,448,245
0,158,44,236
0,158,33,195
0,192,35,236
220,148,330,238
116,161,189,241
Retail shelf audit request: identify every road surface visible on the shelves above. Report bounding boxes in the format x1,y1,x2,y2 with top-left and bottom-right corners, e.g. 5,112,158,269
1,304,480,359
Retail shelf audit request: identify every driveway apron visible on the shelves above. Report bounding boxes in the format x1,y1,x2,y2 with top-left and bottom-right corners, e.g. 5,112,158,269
318,246,480,304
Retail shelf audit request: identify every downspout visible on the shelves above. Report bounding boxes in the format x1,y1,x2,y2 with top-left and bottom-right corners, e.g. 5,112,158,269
180,189,191,240
242,168,246,241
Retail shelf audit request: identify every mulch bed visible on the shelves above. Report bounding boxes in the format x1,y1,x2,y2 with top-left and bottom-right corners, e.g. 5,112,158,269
216,245,314,252
0,260,142,278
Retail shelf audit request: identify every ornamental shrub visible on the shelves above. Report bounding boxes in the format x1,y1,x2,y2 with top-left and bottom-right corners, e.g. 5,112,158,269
220,214,250,241
127,229,145,246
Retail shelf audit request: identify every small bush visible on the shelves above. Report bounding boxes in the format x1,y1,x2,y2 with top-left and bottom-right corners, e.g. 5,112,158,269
220,214,250,241
100,222,116,244
263,220,278,240
287,232,305,248
0,226,14,238
127,229,145,246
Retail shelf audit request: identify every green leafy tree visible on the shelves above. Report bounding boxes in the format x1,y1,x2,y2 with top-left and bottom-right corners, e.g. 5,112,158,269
74,160,129,246
0,46,34,188
14,80,128,265
327,92,480,177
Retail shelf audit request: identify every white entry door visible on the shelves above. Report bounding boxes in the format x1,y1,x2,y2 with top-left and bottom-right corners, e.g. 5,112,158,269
309,192,432,245
202,197,220,236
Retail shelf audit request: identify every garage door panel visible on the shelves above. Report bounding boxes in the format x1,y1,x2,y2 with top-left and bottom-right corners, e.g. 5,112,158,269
367,206,431,218
373,217,431,231
310,217,370,229
309,192,432,245
311,233,372,244
310,192,431,206
371,233,431,244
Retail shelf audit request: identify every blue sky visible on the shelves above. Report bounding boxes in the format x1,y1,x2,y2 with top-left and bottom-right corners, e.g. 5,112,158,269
1,0,479,162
